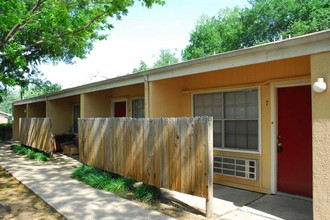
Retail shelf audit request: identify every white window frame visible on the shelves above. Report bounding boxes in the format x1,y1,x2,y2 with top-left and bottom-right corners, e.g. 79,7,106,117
192,87,261,153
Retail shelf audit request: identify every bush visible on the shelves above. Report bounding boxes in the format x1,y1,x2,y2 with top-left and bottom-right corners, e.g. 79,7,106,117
71,165,161,204
104,178,128,193
10,145,52,161
35,153,48,161
0,124,12,141
134,183,162,203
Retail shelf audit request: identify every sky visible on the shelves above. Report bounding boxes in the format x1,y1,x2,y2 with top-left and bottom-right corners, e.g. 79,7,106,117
39,0,249,89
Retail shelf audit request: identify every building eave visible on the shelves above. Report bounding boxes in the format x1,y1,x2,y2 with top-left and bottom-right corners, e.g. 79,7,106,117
13,29,330,106
145,29,330,81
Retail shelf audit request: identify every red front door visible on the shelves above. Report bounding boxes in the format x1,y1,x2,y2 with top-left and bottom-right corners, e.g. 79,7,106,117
114,101,126,117
277,85,312,197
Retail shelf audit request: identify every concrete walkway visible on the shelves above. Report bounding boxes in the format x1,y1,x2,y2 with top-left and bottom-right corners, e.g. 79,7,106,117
0,144,313,219
164,185,312,220
0,145,173,220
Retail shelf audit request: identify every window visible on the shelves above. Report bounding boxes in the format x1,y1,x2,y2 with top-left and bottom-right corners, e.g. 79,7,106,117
132,99,144,118
73,104,80,133
194,89,259,151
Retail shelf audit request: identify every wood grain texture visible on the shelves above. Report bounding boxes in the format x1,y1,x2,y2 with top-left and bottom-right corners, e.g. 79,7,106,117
78,117,213,198
19,118,52,153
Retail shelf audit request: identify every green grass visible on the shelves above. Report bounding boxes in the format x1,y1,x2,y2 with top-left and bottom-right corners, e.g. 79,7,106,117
10,145,52,162
72,164,162,204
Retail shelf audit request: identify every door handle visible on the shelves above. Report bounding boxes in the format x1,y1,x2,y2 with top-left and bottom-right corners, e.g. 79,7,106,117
277,143,283,153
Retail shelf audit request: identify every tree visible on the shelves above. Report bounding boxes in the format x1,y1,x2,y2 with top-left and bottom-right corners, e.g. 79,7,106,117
182,8,243,61
132,48,179,73
182,0,330,60
153,49,179,68
0,0,165,94
20,79,62,100
240,0,330,47
0,89,20,114
133,60,149,73
0,79,61,114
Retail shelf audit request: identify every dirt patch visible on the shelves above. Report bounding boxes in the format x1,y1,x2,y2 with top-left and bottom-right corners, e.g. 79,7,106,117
0,166,66,220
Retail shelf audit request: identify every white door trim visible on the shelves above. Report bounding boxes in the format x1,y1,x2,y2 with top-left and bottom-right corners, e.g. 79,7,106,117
112,99,128,117
270,79,310,194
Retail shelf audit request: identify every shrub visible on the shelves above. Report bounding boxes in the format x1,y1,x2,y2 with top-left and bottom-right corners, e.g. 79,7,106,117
134,183,162,203
104,178,127,193
10,145,52,161
35,153,48,161
71,164,162,204
26,149,35,159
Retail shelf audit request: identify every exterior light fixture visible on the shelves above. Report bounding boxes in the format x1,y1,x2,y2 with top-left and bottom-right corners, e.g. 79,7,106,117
313,78,327,93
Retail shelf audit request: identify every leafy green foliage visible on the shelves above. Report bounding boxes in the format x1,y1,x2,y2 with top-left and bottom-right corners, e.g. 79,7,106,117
132,48,179,73
0,0,165,94
0,79,61,114
240,0,330,47
182,0,330,60
152,49,179,68
0,123,12,142
10,144,52,161
134,183,162,203
71,164,162,203
0,89,19,114
132,61,149,73
20,79,62,99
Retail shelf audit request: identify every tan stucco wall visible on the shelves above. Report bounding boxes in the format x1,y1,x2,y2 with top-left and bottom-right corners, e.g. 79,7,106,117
47,96,79,134
80,84,144,118
111,84,144,98
311,52,330,219
27,102,46,117
81,90,111,118
149,78,185,118
110,84,144,117
149,56,310,193
12,104,27,140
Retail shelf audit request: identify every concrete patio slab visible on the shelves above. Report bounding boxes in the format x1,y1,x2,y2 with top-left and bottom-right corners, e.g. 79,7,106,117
241,194,312,220
0,145,173,220
163,177,312,220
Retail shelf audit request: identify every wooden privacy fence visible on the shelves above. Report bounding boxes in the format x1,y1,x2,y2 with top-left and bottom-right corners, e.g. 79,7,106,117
79,117,213,216
19,118,53,153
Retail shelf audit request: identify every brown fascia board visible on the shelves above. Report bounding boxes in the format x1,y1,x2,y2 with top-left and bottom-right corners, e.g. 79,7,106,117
13,29,330,106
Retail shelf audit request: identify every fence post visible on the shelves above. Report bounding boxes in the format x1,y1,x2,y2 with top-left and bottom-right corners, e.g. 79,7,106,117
206,117,213,218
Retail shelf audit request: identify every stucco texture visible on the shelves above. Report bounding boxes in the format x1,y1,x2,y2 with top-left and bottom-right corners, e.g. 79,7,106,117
311,52,330,220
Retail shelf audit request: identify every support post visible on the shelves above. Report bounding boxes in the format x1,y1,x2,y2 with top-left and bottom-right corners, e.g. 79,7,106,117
206,116,213,218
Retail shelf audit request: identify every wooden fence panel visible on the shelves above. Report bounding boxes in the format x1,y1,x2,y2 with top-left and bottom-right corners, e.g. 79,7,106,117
78,117,213,199
19,118,52,153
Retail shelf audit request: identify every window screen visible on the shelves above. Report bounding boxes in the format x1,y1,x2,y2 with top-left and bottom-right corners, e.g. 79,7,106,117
132,99,144,118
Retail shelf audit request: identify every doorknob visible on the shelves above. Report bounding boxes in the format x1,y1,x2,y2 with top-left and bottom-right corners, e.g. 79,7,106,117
277,143,283,153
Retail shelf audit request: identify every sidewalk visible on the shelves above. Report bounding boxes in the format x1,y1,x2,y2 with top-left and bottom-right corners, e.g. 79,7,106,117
0,144,313,220
0,145,173,220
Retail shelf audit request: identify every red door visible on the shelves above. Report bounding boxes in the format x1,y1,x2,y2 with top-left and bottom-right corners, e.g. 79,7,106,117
277,85,312,197
114,101,126,117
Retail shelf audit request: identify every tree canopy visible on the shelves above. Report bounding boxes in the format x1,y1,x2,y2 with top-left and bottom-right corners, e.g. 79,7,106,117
0,79,61,115
0,0,165,95
132,49,179,73
182,0,330,60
